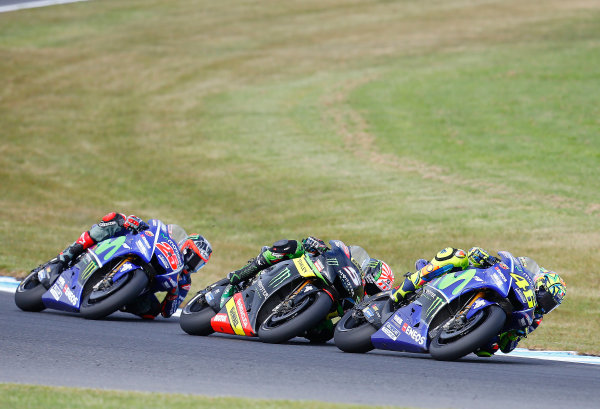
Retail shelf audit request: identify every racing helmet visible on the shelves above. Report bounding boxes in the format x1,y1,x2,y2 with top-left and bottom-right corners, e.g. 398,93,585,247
363,258,394,295
180,234,212,273
534,270,566,314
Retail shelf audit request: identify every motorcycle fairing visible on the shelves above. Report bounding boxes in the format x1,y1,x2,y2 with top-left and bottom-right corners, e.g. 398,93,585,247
371,265,513,353
210,293,254,336
209,257,315,336
40,219,180,312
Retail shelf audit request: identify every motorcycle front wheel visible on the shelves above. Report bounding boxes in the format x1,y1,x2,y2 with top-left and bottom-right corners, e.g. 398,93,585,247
258,290,333,344
334,308,377,353
429,304,506,361
79,269,148,320
179,293,216,336
14,271,47,312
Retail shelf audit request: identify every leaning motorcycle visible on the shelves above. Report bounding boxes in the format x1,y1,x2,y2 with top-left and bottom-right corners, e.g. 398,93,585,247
334,251,537,361
180,240,368,344
15,219,188,320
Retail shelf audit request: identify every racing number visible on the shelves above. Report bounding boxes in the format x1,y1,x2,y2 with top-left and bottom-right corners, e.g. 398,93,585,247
511,273,536,308
156,242,179,270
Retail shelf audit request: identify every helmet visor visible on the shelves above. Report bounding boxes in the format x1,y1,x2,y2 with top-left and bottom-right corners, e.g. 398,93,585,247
181,237,211,273
536,288,559,314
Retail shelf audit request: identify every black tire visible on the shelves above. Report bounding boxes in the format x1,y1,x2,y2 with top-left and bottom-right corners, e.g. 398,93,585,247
334,309,377,353
429,305,506,361
79,269,148,320
258,290,333,344
179,293,216,336
14,271,47,312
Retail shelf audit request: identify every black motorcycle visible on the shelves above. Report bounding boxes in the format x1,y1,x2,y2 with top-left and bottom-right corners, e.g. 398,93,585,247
180,240,368,344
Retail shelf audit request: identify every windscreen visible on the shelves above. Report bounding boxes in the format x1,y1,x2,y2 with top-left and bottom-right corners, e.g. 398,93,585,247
349,245,370,274
167,224,189,247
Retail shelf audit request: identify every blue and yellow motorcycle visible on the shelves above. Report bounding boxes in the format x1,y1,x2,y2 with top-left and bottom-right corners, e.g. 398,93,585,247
15,219,188,319
334,251,537,361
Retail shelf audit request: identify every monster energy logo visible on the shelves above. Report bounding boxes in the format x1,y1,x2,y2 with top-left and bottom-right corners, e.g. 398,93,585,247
425,297,444,318
268,268,291,288
327,258,339,266
80,259,98,281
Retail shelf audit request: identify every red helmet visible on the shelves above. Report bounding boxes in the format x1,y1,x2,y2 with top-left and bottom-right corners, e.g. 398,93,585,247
363,259,394,296
180,234,212,273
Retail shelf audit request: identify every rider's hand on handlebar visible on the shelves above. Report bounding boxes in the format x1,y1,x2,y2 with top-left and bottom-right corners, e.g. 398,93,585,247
123,215,149,234
467,247,498,268
302,236,328,255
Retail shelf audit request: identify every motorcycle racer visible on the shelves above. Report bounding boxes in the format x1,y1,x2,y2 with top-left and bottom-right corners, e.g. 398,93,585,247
33,212,212,319
221,236,394,342
389,247,566,356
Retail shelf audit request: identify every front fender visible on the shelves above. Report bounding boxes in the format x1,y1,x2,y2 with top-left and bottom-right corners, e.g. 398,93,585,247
110,260,145,283
465,298,499,320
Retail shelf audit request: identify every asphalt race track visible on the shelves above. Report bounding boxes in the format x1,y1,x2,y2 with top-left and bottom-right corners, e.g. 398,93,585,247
1,292,599,409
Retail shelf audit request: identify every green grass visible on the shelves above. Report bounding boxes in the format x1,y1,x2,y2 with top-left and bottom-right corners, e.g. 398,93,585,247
0,384,407,409
1,0,599,355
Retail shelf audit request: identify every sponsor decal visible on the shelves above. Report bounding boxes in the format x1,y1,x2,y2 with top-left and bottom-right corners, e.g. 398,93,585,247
60,277,78,306
491,273,503,288
326,258,339,266
229,305,240,328
425,297,444,318
256,279,269,298
268,268,291,288
235,295,251,332
140,235,151,250
342,266,361,287
157,254,168,267
213,313,228,323
401,322,426,345
80,259,97,281
314,259,325,272
499,262,509,270
435,268,477,296
205,292,214,303
363,307,374,319
50,283,62,300
293,256,315,278
51,276,67,300
474,276,483,282
94,236,127,261
393,315,403,326
225,297,246,336
144,231,154,237
473,298,486,309
136,241,148,258
338,271,355,294
382,322,400,340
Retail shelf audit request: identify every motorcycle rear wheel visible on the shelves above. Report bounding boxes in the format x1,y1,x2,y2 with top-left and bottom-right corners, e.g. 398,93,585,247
80,269,148,320
14,271,47,312
179,293,216,336
258,290,332,344
334,309,377,353
429,304,506,361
